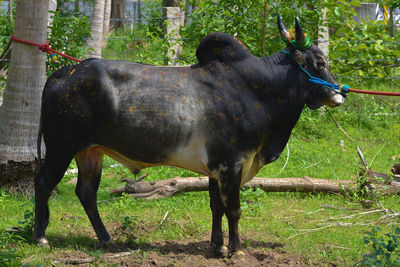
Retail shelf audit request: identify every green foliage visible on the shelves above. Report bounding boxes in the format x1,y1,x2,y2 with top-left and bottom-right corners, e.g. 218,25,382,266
0,231,18,266
0,2,13,96
241,187,264,212
47,9,92,76
112,192,134,213
0,1,13,48
0,198,35,266
183,0,349,56
330,20,400,80
16,198,35,243
114,215,139,245
103,12,169,64
362,219,400,266
0,190,7,213
343,174,377,203
386,0,400,9
143,0,163,36
184,0,280,56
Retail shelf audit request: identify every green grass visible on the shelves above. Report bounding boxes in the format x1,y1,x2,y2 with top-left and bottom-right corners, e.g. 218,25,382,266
1,88,400,266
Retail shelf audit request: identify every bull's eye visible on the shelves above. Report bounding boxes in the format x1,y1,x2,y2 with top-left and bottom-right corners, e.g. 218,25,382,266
317,62,325,69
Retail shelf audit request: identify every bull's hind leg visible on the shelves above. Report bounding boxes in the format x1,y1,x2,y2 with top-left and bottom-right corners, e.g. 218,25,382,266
209,178,228,257
74,147,111,244
34,151,73,245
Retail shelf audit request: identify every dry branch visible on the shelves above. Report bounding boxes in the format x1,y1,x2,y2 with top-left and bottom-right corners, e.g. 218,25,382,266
109,176,400,200
52,251,133,265
325,107,354,142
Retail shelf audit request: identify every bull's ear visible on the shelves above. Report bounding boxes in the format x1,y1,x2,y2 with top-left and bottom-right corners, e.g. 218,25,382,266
278,15,291,43
295,17,306,45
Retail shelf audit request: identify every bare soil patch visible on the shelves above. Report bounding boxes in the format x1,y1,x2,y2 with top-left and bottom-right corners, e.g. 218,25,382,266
49,234,316,266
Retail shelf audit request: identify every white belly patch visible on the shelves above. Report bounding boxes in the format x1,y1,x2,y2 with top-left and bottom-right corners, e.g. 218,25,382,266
166,134,211,176
90,134,211,177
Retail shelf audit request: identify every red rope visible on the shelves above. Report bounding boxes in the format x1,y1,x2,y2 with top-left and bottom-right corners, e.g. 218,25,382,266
8,36,400,97
348,88,400,96
10,35,82,63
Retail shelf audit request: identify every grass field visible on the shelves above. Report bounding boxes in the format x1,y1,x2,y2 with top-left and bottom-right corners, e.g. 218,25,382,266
1,85,400,266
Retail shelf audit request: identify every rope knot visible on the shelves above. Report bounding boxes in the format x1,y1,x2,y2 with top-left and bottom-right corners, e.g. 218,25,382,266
340,84,350,94
38,41,50,53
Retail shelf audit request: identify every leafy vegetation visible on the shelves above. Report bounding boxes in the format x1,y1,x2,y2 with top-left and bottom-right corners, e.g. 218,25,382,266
0,1,13,48
47,9,92,75
362,220,400,266
0,192,35,266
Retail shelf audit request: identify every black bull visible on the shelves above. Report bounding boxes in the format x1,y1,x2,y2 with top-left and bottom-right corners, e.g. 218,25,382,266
34,18,345,256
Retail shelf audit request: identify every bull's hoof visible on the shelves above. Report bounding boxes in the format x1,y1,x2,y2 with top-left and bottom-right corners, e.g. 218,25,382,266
99,239,114,249
211,244,229,258
36,237,49,247
230,250,245,257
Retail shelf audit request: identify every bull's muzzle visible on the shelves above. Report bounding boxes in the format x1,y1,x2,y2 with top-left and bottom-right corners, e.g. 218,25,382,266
326,91,346,107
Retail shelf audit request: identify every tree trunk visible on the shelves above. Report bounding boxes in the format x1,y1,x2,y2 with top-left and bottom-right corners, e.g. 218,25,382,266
179,0,186,27
138,0,141,24
109,176,400,200
48,0,57,33
102,0,111,48
8,0,13,26
103,0,111,39
162,0,183,65
111,0,125,32
87,0,105,58
74,0,80,13
261,0,268,56
318,7,329,55
0,0,49,190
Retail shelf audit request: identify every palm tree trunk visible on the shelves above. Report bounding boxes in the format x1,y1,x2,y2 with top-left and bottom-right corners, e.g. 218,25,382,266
111,0,125,32
87,0,105,58
48,0,57,33
8,0,13,26
102,0,111,47
0,0,49,188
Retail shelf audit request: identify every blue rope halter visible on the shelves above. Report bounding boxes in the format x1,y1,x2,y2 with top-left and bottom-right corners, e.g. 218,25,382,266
280,50,349,94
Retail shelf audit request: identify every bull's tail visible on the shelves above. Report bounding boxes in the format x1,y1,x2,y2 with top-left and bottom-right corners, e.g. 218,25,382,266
37,111,43,169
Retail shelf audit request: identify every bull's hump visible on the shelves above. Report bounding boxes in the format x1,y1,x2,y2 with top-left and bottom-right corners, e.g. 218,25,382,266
196,33,252,65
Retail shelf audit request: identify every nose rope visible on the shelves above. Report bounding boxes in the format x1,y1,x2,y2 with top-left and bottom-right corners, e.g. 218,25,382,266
280,50,349,94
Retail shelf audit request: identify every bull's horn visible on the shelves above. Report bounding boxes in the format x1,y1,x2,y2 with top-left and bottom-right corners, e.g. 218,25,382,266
295,17,306,45
278,15,290,42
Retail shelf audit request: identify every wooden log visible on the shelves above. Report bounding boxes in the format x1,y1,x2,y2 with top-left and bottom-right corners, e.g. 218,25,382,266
109,175,400,200
109,176,346,200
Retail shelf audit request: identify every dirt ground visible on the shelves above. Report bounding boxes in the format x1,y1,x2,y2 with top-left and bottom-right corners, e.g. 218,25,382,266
49,234,317,266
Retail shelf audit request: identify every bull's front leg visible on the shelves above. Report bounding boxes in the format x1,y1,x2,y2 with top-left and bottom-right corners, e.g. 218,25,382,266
219,174,242,255
210,165,243,256
209,177,228,257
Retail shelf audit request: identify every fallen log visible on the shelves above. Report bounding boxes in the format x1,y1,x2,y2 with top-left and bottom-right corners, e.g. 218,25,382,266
109,176,400,200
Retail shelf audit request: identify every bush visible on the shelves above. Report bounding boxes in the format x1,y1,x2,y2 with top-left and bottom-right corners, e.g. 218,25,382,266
362,218,400,266
47,9,92,76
